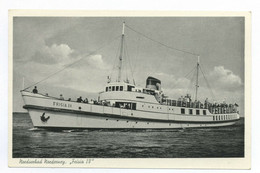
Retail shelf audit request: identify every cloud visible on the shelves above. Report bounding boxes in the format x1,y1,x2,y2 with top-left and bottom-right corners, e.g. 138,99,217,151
208,66,242,90
31,44,75,65
152,66,243,103
85,54,109,70
16,46,111,94
154,72,191,89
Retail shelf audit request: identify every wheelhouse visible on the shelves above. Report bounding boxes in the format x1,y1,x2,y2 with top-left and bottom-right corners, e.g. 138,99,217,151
104,82,135,92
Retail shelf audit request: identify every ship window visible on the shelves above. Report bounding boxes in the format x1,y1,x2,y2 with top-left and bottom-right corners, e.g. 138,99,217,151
120,86,123,91
112,86,115,91
127,85,135,91
116,86,119,91
203,110,206,115
132,103,136,110
196,110,200,115
181,108,185,114
213,116,215,121
216,116,218,121
106,87,108,92
109,86,112,91
172,100,176,106
189,109,193,115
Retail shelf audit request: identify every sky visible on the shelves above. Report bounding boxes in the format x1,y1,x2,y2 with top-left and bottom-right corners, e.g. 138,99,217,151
13,17,244,114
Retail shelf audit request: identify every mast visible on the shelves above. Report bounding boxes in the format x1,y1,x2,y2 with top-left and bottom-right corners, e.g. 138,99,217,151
195,56,200,101
118,22,125,82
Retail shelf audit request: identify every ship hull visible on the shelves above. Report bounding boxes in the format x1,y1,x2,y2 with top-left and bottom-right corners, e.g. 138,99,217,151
25,108,238,130
21,91,239,129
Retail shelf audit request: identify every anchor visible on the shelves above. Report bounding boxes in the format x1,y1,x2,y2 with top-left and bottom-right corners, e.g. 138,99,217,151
40,112,50,122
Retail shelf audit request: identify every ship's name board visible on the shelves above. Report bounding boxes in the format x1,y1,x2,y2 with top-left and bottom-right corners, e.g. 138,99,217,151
53,101,72,108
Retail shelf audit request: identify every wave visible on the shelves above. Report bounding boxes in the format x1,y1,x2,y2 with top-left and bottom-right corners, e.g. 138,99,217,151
28,127,44,131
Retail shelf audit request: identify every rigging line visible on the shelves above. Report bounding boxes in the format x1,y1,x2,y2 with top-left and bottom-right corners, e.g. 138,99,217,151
123,42,129,82
124,36,135,84
199,66,215,97
109,36,122,80
190,71,197,101
170,66,197,90
125,24,199,57
199,65,216,100
186,68,197,95
132,34,141,74
154,43,168,73
22,35,121,91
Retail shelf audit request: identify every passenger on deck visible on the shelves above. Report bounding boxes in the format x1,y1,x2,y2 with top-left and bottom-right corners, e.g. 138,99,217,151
183,96,187,107
32,86,38,94
204,98,208,109
77,96,83,103
59,94,64,100
83,98,88,103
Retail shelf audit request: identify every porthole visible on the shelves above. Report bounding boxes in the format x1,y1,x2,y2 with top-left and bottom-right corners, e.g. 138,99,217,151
106,119,108,121
136,122,138,124
117,120,119,122
126,121,129,123
79,107,81,109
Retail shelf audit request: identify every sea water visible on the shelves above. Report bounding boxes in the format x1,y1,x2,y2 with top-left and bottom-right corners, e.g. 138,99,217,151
12,113,244,158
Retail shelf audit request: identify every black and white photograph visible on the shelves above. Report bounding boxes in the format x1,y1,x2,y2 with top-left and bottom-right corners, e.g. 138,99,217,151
9,11,250,168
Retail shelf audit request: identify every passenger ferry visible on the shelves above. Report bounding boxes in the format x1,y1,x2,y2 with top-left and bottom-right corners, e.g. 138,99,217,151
21,22,240,129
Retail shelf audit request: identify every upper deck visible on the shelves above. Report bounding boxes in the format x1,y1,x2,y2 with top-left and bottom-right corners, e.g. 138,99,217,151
100,81,239,115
